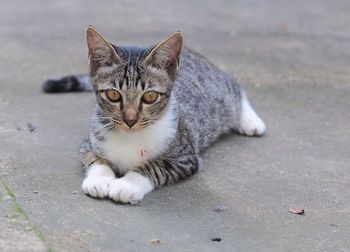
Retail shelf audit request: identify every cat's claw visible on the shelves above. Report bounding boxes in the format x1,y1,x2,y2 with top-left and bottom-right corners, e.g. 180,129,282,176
82,176,114,198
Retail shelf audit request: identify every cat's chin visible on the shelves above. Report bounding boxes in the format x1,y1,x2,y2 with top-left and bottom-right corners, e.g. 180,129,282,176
118,126,146,133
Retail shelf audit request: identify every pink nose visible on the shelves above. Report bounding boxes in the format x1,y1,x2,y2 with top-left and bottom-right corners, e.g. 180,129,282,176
123,109,138,128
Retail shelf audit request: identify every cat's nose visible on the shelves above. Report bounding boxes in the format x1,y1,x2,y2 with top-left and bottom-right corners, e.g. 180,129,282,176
124,118,138,128
123,109,139,128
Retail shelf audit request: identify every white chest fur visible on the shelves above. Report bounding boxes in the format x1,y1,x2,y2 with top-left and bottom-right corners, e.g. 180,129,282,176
100,104,177,173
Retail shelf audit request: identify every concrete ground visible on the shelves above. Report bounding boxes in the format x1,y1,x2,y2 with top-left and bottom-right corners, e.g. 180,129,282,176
0,0,349,251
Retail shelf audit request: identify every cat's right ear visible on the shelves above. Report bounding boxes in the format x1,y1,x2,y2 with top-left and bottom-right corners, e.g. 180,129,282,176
86,26,121,75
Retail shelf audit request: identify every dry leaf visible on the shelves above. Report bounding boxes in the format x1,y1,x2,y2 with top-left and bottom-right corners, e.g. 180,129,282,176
148,239,161,245
289,208,305,215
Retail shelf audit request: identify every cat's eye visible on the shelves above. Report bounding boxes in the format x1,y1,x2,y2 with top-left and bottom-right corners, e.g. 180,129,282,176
142,91,159,104
105,89,121,103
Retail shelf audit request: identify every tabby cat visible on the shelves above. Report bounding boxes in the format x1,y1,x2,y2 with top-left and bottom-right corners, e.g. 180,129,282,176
43,26,266,204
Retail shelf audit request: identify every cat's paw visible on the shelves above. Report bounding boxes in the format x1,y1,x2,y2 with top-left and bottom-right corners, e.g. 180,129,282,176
82,176,114,198
239,98,266,136
238,113,266,136
109,178,141,204
108,171,154,204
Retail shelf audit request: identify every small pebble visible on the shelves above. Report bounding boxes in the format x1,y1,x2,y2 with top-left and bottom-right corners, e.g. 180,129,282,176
17,123,36,132
24,226,32,231
33,191,39,195
213,205,227,212
26,123,36,132
72,191,78,195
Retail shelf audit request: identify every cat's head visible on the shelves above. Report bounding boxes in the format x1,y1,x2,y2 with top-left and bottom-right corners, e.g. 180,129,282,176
86,26,182,131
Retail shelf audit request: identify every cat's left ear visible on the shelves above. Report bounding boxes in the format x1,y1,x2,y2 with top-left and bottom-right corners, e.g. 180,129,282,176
144,32,183,80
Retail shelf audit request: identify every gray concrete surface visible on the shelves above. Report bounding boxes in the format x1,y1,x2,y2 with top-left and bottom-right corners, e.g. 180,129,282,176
1,0,349,251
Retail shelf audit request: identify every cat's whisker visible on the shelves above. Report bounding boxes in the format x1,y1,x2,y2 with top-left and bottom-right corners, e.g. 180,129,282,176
95,122,114,132
143,120,156,126
73,118,97,121
111,118,124,125
90,117,115,125
139,121,151,126
99,117,114,120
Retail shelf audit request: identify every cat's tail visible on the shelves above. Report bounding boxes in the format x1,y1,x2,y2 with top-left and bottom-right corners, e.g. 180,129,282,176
42,75,93,93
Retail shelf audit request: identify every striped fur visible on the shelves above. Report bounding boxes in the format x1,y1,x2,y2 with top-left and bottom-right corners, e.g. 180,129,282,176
45,27,266,203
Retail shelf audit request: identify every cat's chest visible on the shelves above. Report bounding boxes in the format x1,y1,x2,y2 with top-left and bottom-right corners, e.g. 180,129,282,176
100,120,176,173
101,131,159,172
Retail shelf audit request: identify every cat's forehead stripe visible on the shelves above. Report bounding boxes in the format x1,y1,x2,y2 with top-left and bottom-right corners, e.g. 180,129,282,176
140,80,146,90
116,46,148,89
95,46,168,92
123,64,129,88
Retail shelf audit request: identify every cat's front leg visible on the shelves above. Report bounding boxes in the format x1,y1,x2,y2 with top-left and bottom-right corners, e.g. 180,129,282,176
109,155,199,204
82,154,116,198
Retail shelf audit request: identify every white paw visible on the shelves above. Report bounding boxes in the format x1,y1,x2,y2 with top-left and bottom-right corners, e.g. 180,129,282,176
239,96,266,136
239,113,266,136
108,171,154,204
109,178,141,204
82,176,114,198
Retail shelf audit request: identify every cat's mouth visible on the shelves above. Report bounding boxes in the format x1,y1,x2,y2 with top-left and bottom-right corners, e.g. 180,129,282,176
112,119,152,132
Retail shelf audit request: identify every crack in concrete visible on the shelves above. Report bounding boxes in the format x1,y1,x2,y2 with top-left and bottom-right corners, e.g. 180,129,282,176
0,176,53,252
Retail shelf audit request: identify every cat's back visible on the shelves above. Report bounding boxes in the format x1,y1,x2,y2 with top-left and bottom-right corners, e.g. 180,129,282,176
173,48,242,150
175,48,240,99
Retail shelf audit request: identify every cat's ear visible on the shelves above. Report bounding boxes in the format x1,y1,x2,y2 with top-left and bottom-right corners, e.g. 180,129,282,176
144,32,183,79
86,26,121,74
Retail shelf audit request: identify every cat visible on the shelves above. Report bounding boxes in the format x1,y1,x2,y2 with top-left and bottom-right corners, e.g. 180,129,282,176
43,26,266,204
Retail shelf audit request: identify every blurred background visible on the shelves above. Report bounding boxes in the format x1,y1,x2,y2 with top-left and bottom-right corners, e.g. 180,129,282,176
2,0,350,86
1,1,349,251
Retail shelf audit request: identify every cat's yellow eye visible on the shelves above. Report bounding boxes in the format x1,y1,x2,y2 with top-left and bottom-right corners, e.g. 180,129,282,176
105,89,121,102
142,91,159,104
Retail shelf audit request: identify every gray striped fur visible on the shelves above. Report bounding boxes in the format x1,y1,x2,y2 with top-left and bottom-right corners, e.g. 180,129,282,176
80,44,242,188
